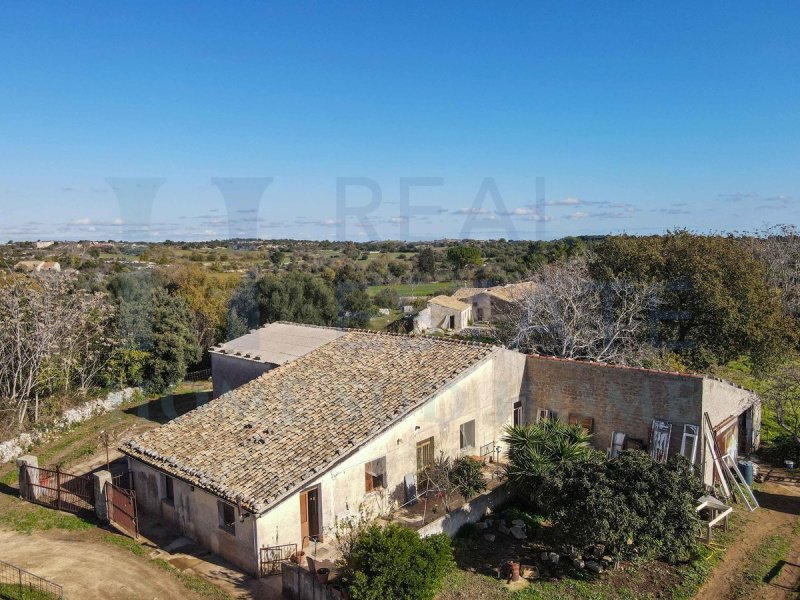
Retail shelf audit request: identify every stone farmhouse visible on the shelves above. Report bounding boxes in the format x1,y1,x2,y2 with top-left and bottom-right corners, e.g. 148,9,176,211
120,322,760,577
414,295,472,333
452,281,536,323
122,324,526,575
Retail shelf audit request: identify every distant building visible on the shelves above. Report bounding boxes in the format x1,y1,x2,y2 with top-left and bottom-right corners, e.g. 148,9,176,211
35,241,54,249
415,295,471,332
452,281,536,323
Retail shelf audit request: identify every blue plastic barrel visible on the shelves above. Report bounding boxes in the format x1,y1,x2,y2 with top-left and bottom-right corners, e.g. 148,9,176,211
737,460,754,485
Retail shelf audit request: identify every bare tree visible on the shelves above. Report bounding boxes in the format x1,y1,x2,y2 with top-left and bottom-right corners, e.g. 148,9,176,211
498,257,656,364
748,225,800,319
764,365,800,446
0,274,118,425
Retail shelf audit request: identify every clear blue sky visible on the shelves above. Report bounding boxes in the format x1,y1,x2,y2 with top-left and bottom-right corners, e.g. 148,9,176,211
1,1,798,241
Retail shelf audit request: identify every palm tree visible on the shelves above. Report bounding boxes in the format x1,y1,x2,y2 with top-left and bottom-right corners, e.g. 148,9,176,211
502,420,594,501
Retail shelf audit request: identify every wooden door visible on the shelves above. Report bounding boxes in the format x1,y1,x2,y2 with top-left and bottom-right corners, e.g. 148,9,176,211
300,488,321,547
299,491,308,545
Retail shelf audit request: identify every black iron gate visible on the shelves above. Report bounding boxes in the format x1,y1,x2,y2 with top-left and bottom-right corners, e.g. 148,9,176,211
260,543,297,577
106,481,138,538
23,465,95,516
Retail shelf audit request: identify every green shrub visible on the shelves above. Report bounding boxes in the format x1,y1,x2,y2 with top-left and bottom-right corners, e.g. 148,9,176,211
342,523,454,600
541,451,702,563
449,456,487,501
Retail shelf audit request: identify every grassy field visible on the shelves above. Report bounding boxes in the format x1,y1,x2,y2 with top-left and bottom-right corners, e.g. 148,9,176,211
367,281,454,297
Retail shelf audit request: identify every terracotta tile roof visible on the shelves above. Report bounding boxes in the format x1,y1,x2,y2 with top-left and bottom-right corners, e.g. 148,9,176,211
486,281,537,302
452,287,487,300
428,295,470,311
122,329,496,512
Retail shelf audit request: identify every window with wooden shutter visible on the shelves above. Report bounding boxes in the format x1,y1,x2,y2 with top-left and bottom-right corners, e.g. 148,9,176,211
365,457,386,492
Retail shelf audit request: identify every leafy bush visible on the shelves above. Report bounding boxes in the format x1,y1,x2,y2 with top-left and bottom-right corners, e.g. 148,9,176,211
542,451,702,563
449,456,487,501
342,523,453,600
373,287,400,309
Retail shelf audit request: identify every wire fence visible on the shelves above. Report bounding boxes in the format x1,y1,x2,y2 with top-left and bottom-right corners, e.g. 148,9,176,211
0,560,63,599
185,368,211,382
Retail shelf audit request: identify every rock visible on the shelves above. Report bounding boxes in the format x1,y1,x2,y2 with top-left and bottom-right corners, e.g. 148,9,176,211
540,552,550,562
562,545,578,558
572,559,585,570
511,519,526,527
485,507,493,516
498,524,511,536
522,565,539,579
510,526,527,540
592,544,605,559
475,521,489,530
585,561,603,574
548,552,560,564
601,555,614,565
483,533,496,542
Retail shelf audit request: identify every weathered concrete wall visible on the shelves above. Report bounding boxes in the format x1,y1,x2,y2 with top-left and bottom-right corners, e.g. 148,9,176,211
417,484,512,538
256,348,526,551
211,353,274,398
429,303,470,331
128,458,259,575
700,378,761,483
282,562,338,600
524,355,705,463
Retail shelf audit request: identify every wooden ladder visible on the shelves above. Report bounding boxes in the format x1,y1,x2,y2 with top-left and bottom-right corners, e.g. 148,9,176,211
703,412,758,511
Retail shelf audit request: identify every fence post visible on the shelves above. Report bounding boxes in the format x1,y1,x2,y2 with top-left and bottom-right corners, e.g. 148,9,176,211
92,470,113,522
16,455,38,500
55,466,61,511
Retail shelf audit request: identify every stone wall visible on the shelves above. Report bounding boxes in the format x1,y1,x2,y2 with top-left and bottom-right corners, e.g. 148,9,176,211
0,388,138,464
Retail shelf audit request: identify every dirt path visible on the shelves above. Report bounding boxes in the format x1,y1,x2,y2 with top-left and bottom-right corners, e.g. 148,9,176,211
694,467,800,600
0,528,199,600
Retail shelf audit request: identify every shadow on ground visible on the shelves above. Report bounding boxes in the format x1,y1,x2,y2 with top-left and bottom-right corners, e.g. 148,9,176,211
123,391,211,425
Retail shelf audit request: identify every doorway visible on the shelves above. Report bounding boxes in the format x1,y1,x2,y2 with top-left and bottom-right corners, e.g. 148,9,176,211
299,487,321,547
448,315,455,329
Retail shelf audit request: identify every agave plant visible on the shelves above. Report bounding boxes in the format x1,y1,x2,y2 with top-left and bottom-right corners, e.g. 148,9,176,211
502,420,593,501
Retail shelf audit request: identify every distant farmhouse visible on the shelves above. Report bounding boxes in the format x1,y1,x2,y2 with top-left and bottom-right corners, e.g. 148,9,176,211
35,240,55,249
414,281,537,333
121,322,760,576
13,260,61,273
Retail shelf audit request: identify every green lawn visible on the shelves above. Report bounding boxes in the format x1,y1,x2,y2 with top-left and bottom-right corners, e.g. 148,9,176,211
367,282,454,297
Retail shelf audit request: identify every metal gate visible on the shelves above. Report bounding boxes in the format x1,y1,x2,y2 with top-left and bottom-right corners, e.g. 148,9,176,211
23,465,95,516
260,543,297,577
106,481,138,538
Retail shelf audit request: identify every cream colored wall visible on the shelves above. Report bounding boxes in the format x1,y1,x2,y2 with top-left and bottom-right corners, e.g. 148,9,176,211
255,348,526,550
429,303,471,331
700,378,761,485
128,458,259,575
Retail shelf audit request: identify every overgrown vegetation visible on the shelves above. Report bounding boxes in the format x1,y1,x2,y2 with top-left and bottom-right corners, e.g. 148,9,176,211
504,421,702,563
